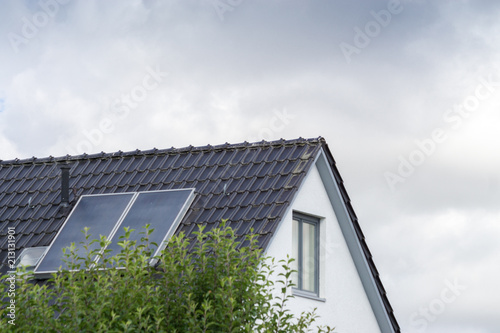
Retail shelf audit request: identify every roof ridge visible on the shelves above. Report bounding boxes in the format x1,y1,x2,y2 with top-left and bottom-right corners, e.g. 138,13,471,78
0,137,325,166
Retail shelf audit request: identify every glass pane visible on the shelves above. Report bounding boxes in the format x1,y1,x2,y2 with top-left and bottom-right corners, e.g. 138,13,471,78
302,222,316,292
291,219,299,288
36,193,135,273
16,247,48,268
104,189,193,260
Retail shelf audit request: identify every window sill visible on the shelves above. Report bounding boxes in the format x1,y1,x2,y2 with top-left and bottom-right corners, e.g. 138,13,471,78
292,288,326,302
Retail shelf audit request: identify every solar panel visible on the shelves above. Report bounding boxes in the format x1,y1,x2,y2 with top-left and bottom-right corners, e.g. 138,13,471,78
102,189,195,265
34,193,135,275
34,189,195,277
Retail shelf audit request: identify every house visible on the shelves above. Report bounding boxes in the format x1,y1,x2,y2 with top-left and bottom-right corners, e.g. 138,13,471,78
0,137,400,332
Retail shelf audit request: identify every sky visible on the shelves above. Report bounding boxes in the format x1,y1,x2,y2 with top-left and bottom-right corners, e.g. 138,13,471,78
1,0,499,331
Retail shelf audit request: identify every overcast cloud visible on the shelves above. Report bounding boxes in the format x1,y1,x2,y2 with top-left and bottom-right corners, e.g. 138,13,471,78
1,0,500,331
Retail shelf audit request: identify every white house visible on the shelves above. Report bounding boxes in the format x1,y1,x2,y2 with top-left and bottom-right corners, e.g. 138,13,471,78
266,146,399,332
0,137,399,332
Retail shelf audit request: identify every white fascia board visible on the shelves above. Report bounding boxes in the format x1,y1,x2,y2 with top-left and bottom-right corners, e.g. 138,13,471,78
314,148,395,333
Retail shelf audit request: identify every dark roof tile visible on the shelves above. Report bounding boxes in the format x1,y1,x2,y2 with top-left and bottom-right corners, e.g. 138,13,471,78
20,218,43,235
117,171,136,187
27,165,45,179
27,233,46,248
39,177,58,192
0,166,9,179
192,152,209,167
0,193,10,207
4,166,23,179
172,153,188,168
274,145,293,161
195,165,212,181
45,218,64,234
10,205,30,221
15,234,34,250
39,164,59,178
34,219,51,235
199,221,216,234
0,181,10,194
177,221,195,236
256,205,273,220
249,177,267,192
6,179,23,194
0,221,12,235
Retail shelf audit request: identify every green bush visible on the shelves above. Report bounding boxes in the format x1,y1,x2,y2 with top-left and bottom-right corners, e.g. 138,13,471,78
1,222,334,332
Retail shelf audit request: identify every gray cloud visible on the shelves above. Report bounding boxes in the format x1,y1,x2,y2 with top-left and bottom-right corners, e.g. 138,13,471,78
1,0,499,331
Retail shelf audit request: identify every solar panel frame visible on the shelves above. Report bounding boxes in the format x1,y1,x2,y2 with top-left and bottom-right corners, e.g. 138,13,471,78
34,192,136,277
148,188,195,265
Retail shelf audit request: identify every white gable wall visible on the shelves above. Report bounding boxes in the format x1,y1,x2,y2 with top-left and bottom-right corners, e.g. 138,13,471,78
265,163,382,332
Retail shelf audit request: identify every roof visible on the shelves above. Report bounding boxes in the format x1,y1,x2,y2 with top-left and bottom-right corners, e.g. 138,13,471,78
0,138,322,270
0,136,400,332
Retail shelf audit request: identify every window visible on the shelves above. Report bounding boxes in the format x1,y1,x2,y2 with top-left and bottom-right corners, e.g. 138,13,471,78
12,247,48,271
292,213,319,296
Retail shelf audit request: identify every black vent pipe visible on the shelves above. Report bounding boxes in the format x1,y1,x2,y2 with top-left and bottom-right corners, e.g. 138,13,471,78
60,165,71,207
